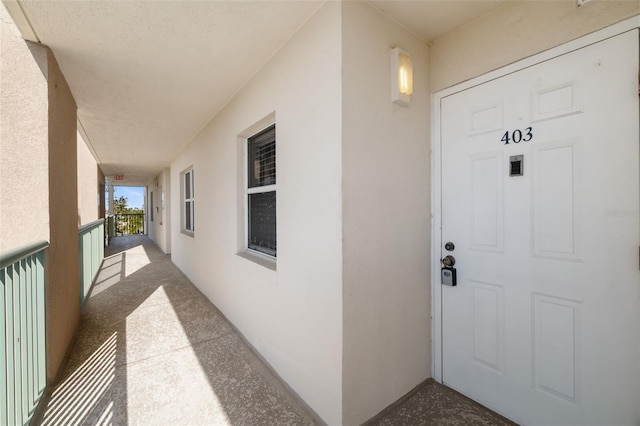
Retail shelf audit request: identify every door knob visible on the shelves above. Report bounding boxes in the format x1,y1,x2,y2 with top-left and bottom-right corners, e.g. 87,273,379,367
441,255,456,267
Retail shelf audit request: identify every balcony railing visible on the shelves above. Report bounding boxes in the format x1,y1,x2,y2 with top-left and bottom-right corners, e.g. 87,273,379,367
114,213,145,236
78,219,105,304
1,240,48,426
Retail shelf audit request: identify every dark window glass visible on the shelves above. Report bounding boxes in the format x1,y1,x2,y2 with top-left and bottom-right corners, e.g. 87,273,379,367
248,126,276,188
185,201,192,231
185,171,192,198
248,191,276,256
182,169,194,232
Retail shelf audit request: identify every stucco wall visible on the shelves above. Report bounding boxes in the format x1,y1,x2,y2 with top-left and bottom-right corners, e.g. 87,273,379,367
0,3,49,252
430,0,640,92
170,2,343,423
77,128,99,225
1,4,80,382
148,167,171,254
341,3,431,424
46,49,79,381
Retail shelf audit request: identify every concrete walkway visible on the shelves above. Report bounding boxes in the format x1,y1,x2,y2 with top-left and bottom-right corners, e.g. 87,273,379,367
37,235,514,426
38,236,317,425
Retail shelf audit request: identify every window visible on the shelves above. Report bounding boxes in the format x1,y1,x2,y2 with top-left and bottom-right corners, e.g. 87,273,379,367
150,191,154,222
181,168,194,233
246,125,276,256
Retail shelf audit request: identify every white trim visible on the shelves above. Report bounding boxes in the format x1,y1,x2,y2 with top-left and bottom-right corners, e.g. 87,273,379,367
243,138,249,250
237,113,276,259
180,167,194,235
241,247,277,267
2,0,40,42
430,16,640,382
242,121,277,259
238,112,276,139
246,184,276,195
430,90,443,382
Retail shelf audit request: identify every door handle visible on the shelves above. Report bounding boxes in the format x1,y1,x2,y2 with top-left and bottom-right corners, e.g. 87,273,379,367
441,255,456,267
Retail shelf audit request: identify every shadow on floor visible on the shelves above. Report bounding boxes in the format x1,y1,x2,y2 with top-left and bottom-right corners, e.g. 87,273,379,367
38,235,315,425
38,235,515,426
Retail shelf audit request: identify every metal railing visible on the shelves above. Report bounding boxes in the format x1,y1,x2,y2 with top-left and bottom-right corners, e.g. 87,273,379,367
79,219,105,304
1,240,48,426
113,213,145,236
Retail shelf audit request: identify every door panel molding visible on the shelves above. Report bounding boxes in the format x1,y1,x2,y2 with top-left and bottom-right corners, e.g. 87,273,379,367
431,16,639,385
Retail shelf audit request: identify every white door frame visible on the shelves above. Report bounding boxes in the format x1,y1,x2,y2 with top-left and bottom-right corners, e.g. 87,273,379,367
430,15,640,382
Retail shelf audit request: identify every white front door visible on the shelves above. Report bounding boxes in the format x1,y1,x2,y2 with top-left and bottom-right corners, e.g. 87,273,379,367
440,30,639,425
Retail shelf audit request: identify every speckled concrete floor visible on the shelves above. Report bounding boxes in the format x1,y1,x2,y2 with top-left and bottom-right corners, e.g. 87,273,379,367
37,235,514,426
367,380,516,426
38,235,317,426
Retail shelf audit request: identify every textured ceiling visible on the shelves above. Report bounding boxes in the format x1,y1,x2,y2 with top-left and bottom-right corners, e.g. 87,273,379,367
20,0,324,185
16,0,505,186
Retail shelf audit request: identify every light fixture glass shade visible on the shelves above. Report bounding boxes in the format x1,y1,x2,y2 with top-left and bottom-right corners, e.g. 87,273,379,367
391,47,413,106
398,53,413,96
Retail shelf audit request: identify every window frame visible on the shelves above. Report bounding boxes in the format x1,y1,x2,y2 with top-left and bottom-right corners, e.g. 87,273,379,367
181,167,195,235
150,191,154,222
244,124,276,258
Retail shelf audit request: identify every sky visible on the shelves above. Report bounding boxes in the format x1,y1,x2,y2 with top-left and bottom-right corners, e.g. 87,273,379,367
113,186,145,209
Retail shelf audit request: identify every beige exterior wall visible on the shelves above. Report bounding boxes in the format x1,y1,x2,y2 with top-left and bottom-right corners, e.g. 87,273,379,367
170,3,343,423
46,49,79,381
0,4,49,252
430,0,640,92
341,3,431,424
1,3,81,382
77,128,99,225
148,167,171,254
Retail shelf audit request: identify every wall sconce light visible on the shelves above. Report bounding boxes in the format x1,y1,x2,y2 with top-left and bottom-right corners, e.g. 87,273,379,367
391,47,413,106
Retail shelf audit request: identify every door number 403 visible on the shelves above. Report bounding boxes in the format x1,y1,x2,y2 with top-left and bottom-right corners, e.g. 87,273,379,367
501,127,533,144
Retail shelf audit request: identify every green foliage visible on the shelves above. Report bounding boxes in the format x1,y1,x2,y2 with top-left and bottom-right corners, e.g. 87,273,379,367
113,195,127,214
113,195,144,235
113,195,143,214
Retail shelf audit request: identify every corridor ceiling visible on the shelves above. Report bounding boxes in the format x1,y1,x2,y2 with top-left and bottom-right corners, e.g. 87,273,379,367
8,0,505,186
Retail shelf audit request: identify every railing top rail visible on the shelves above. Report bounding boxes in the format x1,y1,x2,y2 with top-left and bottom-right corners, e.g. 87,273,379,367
0,240,49,269
78,218,106,234
114,213,145,216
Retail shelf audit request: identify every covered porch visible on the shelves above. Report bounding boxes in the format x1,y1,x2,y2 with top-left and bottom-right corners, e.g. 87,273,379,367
2,1,637,424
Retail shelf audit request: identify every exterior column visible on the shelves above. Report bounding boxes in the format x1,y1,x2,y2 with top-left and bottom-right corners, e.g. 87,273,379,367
108,179,114,215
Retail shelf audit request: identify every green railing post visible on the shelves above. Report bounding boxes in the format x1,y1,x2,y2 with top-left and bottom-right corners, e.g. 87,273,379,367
25,256,34,418
1,240,49,426
78,219,105,304
19,258,28,421
35,250,46,404
0,268,5,426
11,262,19,424
6,264,16,425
